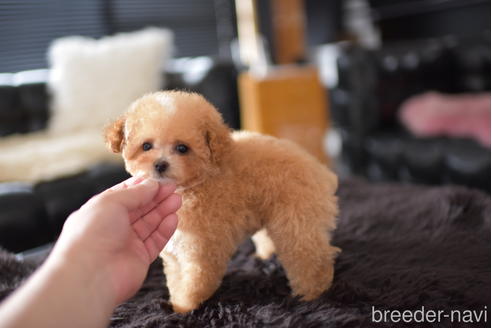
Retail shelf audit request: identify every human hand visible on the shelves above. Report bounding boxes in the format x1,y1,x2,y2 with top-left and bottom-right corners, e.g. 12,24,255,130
51,176,181,305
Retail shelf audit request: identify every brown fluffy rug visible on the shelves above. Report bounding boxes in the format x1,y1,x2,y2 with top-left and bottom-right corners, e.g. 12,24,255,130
0,179,490,327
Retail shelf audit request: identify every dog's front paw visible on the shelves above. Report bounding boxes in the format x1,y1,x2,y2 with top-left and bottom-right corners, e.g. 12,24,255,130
171,301,199,314
255,249,275,260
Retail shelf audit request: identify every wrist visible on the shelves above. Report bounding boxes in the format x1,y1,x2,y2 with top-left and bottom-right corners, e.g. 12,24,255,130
0,245,119,328
46,244,119,309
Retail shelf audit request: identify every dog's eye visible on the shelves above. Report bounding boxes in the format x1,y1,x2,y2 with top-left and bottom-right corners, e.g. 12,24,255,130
175,144,189,154
142,142,153,151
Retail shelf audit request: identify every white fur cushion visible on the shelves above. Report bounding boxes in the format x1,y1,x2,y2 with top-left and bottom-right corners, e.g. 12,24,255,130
48,27,173,133
0,129,120,182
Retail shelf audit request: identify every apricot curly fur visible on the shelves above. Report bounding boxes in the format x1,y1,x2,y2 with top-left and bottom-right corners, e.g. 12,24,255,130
105,91,340,313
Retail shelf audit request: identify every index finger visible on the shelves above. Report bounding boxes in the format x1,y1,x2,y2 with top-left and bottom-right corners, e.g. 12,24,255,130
107,176,145,192
100,179,160,211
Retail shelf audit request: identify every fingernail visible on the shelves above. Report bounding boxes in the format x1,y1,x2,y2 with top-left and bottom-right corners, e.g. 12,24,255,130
129,176,145,185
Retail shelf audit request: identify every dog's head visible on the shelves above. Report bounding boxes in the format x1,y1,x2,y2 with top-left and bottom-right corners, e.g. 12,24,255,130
105,91,231,188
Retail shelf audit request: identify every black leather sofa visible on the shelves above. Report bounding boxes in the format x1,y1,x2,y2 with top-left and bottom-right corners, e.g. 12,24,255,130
331,34,491,192
0,57,240,253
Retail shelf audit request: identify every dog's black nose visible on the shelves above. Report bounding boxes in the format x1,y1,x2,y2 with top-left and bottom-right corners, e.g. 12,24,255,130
154,160,169,174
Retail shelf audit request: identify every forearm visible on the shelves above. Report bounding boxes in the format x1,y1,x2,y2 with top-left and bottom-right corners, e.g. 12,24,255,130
0,250,116,328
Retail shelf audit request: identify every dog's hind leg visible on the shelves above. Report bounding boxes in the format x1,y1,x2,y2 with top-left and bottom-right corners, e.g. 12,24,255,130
252,228,276,259
266,208,340,300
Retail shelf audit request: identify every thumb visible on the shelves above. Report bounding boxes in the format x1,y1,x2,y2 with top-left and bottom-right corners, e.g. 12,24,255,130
102,179,160,211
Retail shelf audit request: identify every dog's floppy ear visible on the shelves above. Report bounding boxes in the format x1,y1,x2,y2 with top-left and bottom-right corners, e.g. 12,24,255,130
204,119,231,165
104,116,126,153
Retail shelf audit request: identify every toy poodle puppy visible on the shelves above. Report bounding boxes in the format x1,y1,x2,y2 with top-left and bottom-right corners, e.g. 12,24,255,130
105,91,340,313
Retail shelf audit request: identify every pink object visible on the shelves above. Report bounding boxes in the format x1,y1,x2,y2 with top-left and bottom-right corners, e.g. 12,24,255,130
399,92,491,147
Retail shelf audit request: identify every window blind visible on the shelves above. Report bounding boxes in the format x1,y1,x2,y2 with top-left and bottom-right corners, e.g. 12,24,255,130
0,0,222,73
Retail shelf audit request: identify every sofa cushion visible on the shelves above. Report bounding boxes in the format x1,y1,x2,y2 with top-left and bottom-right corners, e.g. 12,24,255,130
0,183,50,252
48,28,173,134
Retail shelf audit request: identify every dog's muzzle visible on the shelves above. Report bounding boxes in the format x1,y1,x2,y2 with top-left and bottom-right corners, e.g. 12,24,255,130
154,160,169,174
